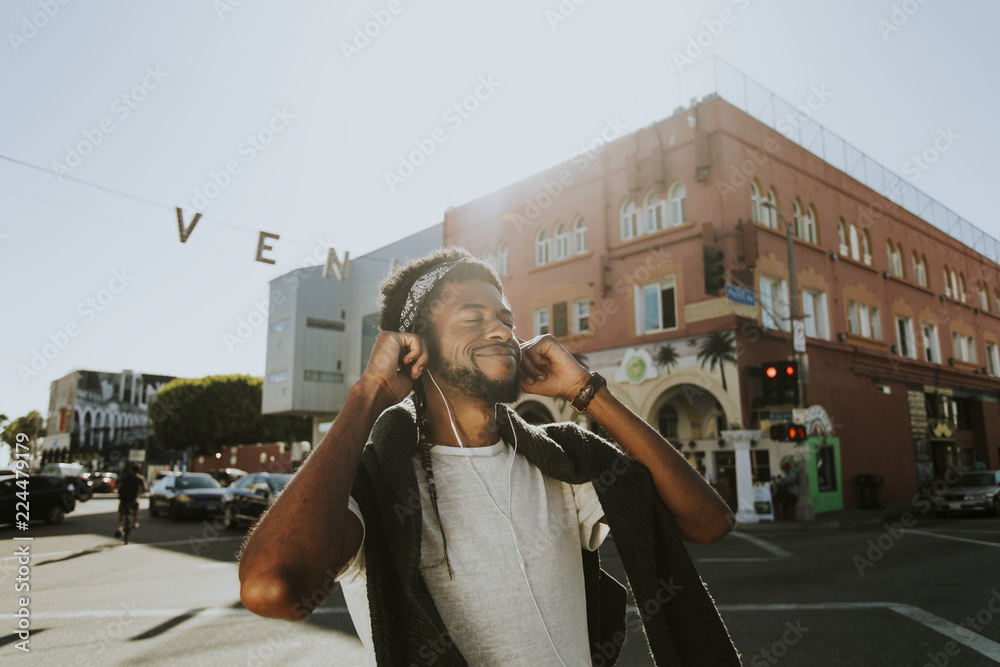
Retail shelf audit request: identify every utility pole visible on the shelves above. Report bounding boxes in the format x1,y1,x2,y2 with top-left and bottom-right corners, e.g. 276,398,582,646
763,203,815,521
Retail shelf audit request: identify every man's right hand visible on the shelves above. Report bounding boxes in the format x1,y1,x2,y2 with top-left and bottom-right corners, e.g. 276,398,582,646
359,332,430,409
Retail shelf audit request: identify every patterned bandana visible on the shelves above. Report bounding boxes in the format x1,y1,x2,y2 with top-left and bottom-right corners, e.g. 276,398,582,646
398,260,466,333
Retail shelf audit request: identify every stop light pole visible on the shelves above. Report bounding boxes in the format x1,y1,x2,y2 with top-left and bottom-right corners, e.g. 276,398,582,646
762,202,815,521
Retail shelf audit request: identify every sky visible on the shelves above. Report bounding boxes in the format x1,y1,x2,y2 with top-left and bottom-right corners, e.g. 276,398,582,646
1,0,998,427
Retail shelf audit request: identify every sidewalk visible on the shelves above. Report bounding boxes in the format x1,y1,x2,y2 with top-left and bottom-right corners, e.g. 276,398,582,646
734,501,917,532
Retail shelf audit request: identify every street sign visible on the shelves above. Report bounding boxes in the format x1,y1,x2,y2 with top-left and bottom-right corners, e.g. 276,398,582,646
792,408,808,424
768,412,792,422
726,284,756,307
129,449,146,462
793,320,806,352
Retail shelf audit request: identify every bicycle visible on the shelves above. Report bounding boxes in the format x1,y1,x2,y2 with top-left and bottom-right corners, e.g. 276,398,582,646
121,503,137,544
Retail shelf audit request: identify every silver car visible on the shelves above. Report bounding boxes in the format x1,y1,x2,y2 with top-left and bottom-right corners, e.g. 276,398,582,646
932,470,1000,515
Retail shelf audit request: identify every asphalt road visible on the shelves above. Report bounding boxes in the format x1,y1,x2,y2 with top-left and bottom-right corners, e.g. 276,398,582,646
2,496,998,666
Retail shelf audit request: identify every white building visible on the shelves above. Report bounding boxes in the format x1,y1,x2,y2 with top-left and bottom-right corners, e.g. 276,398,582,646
262,223,443,441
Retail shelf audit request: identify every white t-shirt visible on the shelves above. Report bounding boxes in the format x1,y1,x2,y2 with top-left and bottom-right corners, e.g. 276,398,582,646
336,439,609,666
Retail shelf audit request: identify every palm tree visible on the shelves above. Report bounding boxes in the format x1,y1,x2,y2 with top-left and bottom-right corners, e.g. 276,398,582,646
655,344,679,374
697,331,737,391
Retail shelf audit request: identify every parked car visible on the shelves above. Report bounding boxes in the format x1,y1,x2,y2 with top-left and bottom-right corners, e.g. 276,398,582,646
220,472,293,530
148,473,224,520
87,471,118,493
0,474,77,525
209,468,248,487
40,462,93,501
931,470,1000,516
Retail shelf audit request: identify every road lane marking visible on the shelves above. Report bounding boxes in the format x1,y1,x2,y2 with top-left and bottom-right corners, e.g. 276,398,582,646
0,606,351,620
696,531,797,562
700,602,1000,662
0,536,244,562
904,529,1000,548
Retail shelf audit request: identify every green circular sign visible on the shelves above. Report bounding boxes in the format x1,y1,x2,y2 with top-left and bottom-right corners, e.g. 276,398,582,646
625,356,647,383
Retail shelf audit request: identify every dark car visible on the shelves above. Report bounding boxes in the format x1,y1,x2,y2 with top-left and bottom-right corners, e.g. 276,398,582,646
148,472,224,520
0,474,77,525
87,471,118,493
931,470,1000,516
220,472,293,530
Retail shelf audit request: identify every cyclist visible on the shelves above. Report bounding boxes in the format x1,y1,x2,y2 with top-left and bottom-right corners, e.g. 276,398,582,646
115,463,148,538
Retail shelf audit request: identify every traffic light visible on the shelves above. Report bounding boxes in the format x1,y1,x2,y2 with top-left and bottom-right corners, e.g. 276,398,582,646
703,246,725,296
769,423,807,442
762,361,799,405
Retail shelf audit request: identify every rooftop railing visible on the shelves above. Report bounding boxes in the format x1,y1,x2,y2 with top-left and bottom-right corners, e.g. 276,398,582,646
673,57,997,264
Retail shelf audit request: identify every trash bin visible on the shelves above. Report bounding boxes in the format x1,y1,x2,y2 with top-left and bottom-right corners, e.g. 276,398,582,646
856,474,884,509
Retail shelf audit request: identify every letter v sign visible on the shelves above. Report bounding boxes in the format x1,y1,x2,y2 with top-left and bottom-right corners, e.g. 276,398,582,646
175,207,202,243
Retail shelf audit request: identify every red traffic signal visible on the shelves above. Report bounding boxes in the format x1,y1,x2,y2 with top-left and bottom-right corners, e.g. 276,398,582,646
762,361,800,405
770,423,807,442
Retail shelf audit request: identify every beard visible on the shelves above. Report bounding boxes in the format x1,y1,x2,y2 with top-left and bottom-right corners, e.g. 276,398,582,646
435,356,523,405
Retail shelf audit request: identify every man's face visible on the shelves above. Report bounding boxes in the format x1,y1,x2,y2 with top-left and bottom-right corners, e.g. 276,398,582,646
424,279,522,405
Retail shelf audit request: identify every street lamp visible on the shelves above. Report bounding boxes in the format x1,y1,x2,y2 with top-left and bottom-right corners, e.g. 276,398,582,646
760,201,815,521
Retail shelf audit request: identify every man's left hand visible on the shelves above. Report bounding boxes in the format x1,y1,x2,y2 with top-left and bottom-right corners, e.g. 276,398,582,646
516,335,591,402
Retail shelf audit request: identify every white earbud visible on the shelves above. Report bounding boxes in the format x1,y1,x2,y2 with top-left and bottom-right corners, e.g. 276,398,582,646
423,370,566,667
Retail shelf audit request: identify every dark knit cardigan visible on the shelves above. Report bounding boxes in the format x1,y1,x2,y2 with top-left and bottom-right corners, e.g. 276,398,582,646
349,400,743,666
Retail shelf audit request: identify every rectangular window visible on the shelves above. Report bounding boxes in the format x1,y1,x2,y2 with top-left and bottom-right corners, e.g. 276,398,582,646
923,323,940,364
870,307,882,340
534,307,549,336
802,290,828,339
636,278,677,334
573,299,590,333
270,318,290,333
895,316,915,359
759,276,789,331
979,289,990,312
267,371,288,383
304,370,344,383
847,300,860,335
306,317,345,331
967,335,977,364
987,343,1000,376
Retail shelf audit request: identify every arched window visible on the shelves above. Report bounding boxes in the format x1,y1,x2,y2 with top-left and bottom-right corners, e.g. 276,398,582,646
793,200,804,239
553,223,568,260
887,239,903,277
978,282,990,311
765,188,779,229
751,181,766,224
497,243,508,277
912,252,927,287
944,265,953,298
657,404,679,441
897,244,905,279
849,224,860,261
481,246,493,269
620,199,638,241
535,229,548,266
862,230,872,265
959,273,967,302
573,217,587,254
644,191,664,233
797,205,817,244
838,219,848,256
668,181,687,226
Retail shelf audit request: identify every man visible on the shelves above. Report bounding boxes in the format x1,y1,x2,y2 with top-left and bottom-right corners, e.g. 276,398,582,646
239,248,742,665
116,463,147,537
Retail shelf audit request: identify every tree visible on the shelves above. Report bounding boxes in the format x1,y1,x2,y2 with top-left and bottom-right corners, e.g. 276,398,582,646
149,375,311,456
696,331,737,391
1,410,44,467
655,344,679,374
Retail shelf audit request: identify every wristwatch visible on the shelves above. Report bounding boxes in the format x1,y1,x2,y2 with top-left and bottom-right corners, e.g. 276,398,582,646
571,372,606,413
